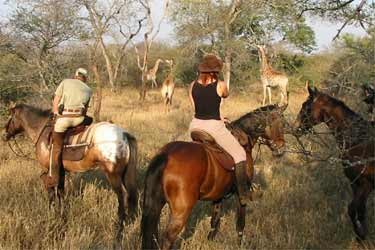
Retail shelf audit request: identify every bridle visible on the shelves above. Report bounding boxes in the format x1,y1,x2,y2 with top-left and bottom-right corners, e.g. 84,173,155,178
5,114,49,160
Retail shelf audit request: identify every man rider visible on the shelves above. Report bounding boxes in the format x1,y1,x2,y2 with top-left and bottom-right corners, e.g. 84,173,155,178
42,68,92,189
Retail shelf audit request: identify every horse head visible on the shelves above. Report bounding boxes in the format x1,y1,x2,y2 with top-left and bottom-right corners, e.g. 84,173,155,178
294,86,326,136
262,104,287,157
2,102,25,141
233,104,287,157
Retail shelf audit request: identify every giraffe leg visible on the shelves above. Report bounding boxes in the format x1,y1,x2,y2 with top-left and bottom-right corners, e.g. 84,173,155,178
262,85,267,106
152,79,158,88
280,86,288,105
267,87,272,104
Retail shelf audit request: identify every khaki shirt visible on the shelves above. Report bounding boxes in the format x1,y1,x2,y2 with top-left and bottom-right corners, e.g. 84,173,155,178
55,79,92,110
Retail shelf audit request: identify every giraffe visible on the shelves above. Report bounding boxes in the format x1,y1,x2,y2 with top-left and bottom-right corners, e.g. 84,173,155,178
146,58,163,88
257,45,289,106
161,59,175,112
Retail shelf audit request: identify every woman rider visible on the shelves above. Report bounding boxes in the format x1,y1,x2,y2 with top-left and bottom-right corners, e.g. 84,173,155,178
188,54,251,205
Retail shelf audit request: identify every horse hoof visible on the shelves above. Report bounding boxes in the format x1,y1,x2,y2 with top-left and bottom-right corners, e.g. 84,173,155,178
354,221,367,241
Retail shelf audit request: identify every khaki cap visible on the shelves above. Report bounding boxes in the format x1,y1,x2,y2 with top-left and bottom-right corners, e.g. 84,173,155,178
75,68,88,78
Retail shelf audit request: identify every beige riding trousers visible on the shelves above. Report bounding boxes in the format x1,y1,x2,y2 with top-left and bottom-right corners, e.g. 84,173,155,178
189,118,246,164
54,116,85,133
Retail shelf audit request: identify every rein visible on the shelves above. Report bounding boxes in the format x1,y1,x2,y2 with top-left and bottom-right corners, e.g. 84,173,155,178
6,119,50,161
7,139,35,161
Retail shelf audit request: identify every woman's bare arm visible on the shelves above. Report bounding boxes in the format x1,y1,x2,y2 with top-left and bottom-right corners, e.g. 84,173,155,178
217,80,229,98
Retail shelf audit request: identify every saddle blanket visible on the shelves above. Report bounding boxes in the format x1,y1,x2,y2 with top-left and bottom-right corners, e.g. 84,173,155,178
61,122,112,161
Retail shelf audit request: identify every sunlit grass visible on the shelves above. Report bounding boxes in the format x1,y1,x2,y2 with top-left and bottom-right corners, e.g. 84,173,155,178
0,85,374,249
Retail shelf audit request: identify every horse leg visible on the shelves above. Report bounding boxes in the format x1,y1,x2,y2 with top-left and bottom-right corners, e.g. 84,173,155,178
41,171,64,210
236,196,246,245
356,180,372,241
106,170,128,247
348,182,367,241
123,168,138,223
57,166,66,201
123,133,138,222
207,200,222,240
162,198,195,250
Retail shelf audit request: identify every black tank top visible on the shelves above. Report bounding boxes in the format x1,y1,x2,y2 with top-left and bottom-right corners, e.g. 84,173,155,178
192,81,221,120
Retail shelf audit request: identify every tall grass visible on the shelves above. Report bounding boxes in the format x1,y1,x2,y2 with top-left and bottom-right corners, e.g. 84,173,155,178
0,86,374,249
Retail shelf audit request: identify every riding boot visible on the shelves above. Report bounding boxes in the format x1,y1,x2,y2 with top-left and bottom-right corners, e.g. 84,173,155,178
42,131,65,189
234,161,252,206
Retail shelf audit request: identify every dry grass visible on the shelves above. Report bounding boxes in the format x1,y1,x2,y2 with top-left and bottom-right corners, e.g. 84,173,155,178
0,85,374,249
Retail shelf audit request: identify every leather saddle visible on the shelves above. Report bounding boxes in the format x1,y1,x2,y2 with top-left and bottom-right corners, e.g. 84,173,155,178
64,116,93,138
191,130,235,171
48,116,94,161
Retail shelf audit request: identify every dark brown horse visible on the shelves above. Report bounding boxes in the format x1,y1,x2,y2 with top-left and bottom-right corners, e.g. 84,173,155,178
141,105,287,250
1,103,138,242
294,86,374,241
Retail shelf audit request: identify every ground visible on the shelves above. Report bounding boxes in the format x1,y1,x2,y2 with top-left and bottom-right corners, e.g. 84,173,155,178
0,85,374,249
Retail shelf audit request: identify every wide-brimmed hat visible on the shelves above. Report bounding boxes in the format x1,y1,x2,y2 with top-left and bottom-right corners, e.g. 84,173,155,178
198,54,223,73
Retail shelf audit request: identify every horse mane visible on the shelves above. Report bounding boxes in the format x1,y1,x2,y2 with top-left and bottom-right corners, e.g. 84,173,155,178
232,104,279,125
15,103,51,118
230,104,280,138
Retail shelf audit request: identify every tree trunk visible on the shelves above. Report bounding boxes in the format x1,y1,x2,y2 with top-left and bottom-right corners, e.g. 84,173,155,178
139,72,147,101
98,39,115,92
92,64,102,122
223,21,231,89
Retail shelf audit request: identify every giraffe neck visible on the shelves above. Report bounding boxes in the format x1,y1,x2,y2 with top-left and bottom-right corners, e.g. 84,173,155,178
152,59,161,74
259,48,272,73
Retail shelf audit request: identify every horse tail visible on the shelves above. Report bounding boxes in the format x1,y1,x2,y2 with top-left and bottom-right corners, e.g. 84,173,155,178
141,153,167,250
123,132,138,220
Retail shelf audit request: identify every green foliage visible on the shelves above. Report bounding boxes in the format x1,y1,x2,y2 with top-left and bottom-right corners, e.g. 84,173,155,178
274,53,306,74
171,0,316,54
283,22,316,53
324,29,375,95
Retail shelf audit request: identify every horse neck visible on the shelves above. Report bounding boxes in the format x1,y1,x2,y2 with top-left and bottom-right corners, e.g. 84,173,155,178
233,115,264,143
322,103,351,131
20,110,49,144
322,101,364,148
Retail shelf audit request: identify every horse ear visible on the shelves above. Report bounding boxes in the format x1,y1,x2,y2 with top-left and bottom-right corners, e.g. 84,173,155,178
313,87,320,95
307,85,315,97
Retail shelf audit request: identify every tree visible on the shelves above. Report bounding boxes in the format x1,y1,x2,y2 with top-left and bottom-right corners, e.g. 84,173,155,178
8,0,83,93
170,0,317,91
296,0,375,40
325,28,375,96
80,0,144,91
133,0,170,101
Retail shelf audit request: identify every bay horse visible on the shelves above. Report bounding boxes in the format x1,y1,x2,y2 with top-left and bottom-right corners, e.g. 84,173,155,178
294,86,374,241
1,103,138,242
141,105,287,250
